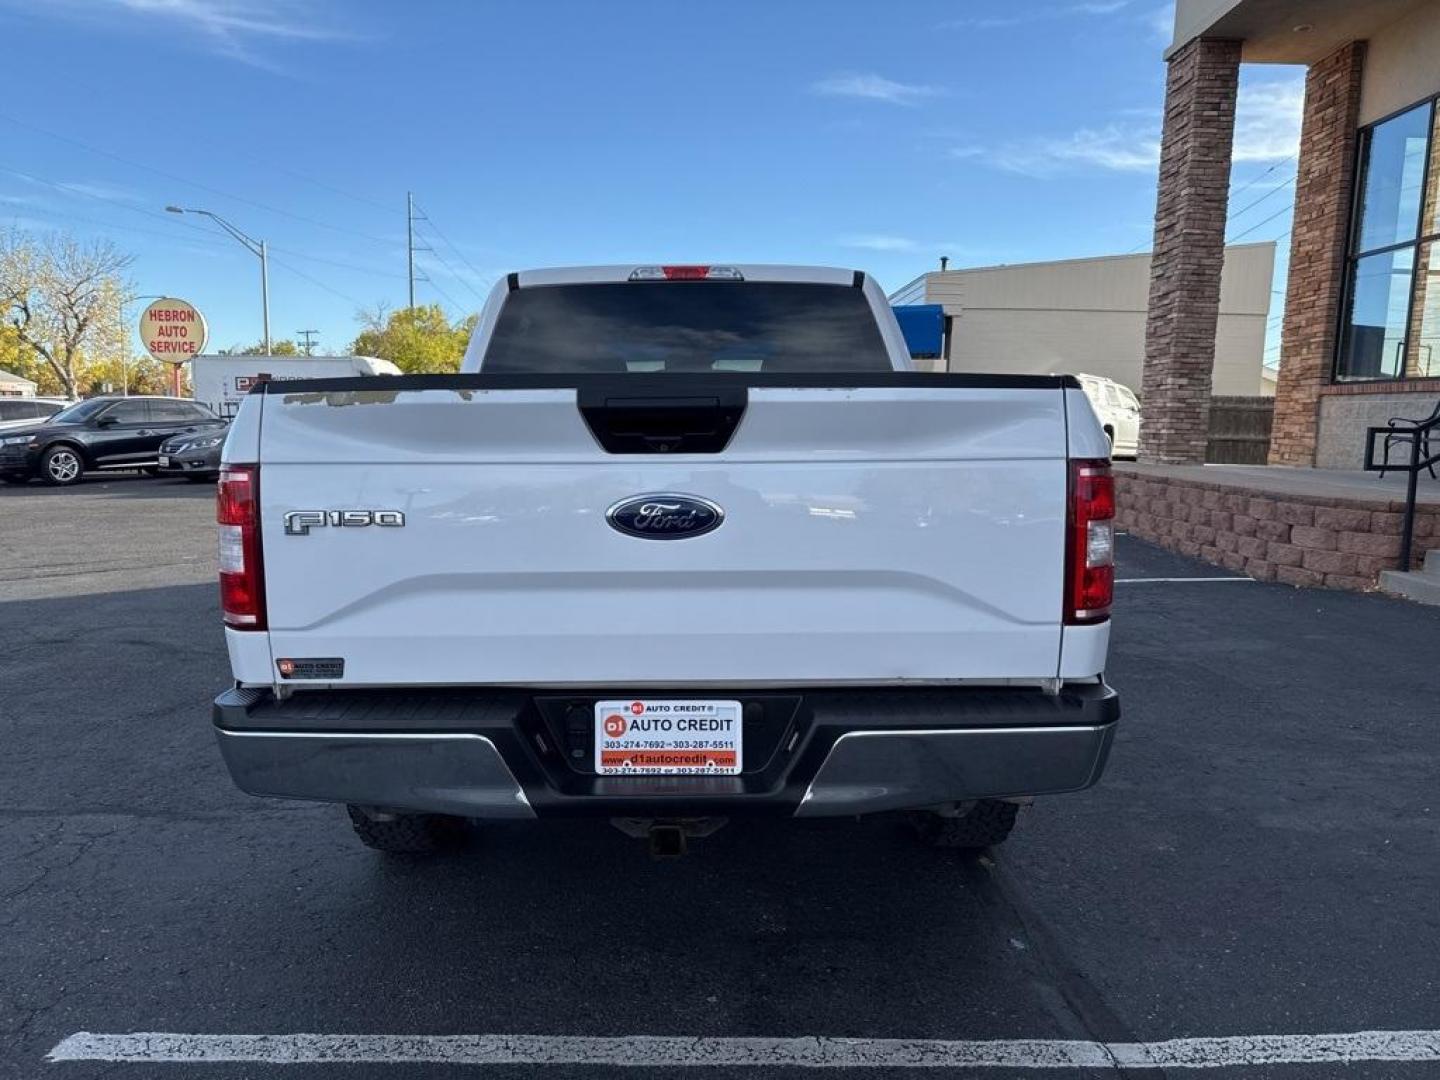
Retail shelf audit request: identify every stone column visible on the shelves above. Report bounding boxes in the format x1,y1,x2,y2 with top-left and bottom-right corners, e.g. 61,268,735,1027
1269,42,1366,466
1139,37,1242,464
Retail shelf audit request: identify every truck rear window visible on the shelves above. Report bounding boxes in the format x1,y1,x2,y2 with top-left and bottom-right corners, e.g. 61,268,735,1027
482,282,892,373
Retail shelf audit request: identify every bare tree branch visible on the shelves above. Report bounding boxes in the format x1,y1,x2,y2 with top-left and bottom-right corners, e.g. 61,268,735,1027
0,228,134,397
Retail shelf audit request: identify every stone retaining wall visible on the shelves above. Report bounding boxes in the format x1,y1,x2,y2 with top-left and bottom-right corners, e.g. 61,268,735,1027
1114,469,1438,589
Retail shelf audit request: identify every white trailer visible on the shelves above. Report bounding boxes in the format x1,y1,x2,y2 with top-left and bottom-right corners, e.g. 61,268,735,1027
191,354,402,419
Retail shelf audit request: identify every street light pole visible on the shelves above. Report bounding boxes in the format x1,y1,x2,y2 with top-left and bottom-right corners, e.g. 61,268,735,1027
165,206,271,355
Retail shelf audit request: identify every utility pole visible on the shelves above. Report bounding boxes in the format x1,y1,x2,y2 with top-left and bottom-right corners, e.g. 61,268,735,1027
407,191,416,310
405,193,434,310
297,329,319,356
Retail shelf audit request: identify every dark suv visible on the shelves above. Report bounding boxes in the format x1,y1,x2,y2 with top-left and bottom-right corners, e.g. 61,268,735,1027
0,396,225,486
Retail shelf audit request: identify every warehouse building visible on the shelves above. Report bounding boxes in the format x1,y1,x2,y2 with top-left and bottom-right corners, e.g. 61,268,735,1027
889,243,1275,396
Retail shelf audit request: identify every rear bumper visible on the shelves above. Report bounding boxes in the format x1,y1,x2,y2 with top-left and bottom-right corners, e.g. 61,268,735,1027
213,683,1119,819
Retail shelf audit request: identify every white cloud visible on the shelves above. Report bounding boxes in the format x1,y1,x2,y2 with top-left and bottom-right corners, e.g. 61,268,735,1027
953,75,1303,176
109,0,346,42
1145,2,1176,43
1232,78,1305,162
12,0,356,65
811,73,941,107
840,235,920,252
951,125,1159,176
56,180,141,202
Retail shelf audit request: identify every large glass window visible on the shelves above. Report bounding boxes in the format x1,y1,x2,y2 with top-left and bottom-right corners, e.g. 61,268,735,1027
1337,100,1440,380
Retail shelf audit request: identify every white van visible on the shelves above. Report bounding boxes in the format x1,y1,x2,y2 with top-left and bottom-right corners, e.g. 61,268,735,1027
1077,374,1140,458
191,355,402,419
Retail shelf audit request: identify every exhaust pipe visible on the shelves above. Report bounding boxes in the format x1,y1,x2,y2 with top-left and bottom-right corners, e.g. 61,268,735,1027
648,824,687,859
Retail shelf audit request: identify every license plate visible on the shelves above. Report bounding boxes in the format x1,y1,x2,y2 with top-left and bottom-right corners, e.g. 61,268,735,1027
158,455,170,467
595,699,742,775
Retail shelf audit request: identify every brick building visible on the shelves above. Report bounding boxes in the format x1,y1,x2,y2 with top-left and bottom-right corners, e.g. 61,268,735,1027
1146,0,1440,468
1122,1,1440,596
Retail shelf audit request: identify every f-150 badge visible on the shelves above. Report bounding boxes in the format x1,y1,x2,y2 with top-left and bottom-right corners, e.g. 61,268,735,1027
283,510,406,536
606,494,723,540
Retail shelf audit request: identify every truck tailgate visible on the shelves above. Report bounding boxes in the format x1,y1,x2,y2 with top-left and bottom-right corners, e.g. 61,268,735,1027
254,382,1069,686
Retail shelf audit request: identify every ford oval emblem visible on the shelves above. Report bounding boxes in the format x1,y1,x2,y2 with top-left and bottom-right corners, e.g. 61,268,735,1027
606,493,724,540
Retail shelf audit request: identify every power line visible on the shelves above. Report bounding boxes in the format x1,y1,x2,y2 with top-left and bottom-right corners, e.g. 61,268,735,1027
406,198,488,304
411,199,495,299
266,246,407,281
0,110,396,247
0,162,229,240
414,235,485,305
1228,156,1296,200
414,263,464,311
1126,156,1300,254
5,162,410,287
15,65,401,219
262,166,393,214
1227,202,1294,243
268,254,365,308
297,329,319,355
3,159,412,288
1,200,240,249
1227,173,1296,224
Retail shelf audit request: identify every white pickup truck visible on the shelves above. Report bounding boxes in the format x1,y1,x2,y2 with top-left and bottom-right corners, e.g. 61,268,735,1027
212,264,1119,856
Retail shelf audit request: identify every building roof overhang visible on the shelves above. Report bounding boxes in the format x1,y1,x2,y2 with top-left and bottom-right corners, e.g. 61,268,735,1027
1166,0,1429,63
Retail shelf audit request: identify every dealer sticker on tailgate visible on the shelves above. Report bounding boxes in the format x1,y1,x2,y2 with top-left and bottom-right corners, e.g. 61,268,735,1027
595,699,742,775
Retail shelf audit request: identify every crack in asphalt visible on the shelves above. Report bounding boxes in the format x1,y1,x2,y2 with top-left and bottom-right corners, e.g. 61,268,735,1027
960,851,1168,1080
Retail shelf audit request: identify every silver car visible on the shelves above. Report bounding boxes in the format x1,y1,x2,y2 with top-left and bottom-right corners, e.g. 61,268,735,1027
157,427,228,482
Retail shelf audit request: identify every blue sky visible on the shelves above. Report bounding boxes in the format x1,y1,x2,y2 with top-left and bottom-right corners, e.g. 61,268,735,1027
0,0,1302,360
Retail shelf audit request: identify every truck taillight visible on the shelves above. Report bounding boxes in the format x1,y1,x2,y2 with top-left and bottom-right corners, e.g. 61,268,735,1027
217,465,265,630
1066,459,1114,624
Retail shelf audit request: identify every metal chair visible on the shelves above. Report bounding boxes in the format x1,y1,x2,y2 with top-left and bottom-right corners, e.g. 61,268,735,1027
1379,399,1440,479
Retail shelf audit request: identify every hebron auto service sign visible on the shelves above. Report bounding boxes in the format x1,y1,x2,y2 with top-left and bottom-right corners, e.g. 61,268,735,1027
139,298,208,364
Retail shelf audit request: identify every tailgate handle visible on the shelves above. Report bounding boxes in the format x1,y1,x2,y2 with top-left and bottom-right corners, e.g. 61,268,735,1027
578,384,747,454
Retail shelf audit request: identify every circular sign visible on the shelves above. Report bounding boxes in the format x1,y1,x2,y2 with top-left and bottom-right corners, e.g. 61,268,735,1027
604,714,628,739
138,297,208,365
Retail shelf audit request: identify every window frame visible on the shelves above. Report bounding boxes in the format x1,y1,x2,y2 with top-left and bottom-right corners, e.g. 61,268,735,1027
1334,94,1440,383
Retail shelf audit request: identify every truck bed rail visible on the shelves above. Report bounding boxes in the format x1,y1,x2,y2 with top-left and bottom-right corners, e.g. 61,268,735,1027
250,371,1083,396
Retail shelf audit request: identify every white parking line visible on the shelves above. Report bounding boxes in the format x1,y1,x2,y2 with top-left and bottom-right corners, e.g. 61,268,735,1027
46,1029,1440,1070
1115,577,1254,584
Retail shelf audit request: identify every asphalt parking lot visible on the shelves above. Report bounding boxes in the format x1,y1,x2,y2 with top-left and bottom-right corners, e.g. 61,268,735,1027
2,474,1438,1079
